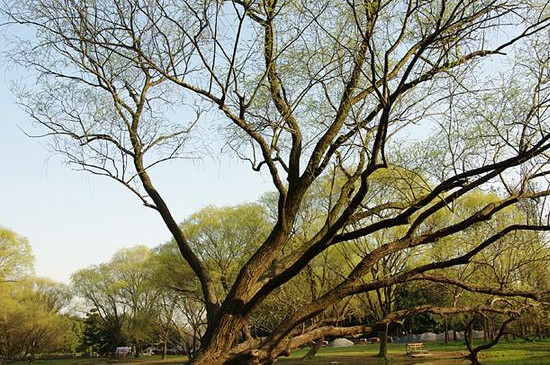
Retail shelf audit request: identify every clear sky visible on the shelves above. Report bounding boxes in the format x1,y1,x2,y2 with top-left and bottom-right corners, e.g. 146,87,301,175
0,70,273,284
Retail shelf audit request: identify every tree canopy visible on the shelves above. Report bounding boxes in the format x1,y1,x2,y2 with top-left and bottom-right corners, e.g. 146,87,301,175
0,227,33,282
0,228,75,361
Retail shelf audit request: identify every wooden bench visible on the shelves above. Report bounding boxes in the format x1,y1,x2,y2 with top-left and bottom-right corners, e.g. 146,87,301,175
405,342,428,355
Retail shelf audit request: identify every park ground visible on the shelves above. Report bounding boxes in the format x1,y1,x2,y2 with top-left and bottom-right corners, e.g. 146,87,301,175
10,340,550,365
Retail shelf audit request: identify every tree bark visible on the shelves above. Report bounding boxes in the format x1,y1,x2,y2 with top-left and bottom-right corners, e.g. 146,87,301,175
444,316,449,344
162,336,167,360
467,325,474,348
302,337,324,360
376,325,389,359
465,316,516,365
466,352,481,365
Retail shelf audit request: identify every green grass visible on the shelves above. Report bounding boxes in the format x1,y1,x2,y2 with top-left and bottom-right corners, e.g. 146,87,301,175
279,339,550,365
9,340,550,365
479,339,550,364
10,354,188,365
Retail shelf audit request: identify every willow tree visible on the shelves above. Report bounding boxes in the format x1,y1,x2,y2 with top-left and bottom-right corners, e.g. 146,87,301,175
0,227,33,282
3,1,550,364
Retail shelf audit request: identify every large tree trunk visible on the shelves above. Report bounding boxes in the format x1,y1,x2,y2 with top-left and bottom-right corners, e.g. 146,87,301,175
193,314,250,365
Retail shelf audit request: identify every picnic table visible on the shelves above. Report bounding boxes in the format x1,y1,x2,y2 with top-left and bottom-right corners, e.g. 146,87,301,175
405,342,429,355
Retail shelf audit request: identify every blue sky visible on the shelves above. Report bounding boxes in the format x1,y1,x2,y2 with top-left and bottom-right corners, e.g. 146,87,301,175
0,70,272,283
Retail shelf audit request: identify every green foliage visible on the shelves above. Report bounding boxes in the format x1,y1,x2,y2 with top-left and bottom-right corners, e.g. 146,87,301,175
182,203,270,294
0,226,33,281
0,278,75,360
79,309,123,355
72,246,160,356
0,228,76,361
393,282,446,334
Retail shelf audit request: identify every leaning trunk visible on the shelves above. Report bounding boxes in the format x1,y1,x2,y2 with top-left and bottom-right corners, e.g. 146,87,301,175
302,337,324,360
464,316,515,365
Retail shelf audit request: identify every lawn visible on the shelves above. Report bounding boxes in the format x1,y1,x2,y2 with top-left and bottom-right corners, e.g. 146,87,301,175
9,355,189,365
279,340,550,365
9,340,550,365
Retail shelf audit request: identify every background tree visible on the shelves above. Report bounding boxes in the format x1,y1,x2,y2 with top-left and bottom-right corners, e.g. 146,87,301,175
72,246,161,356
80,308,117,356
182,204,271,296
72,265,127,355
0,227,33,282
0,229,75,361
153,242,206,358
